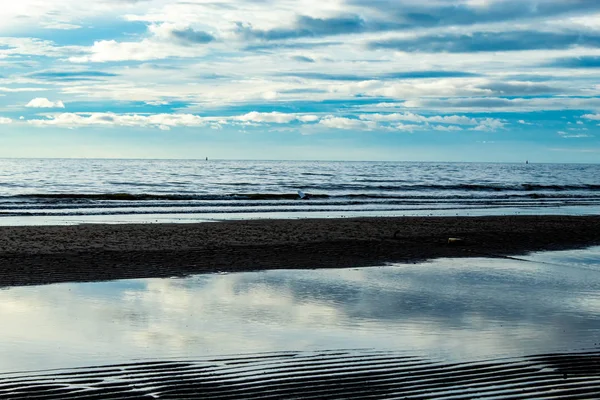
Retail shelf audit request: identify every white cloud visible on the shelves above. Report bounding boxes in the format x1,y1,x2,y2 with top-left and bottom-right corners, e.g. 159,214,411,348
26,98,65,108
28,112,209,130
319,116,378,130
0,87,48,93
236,111,294,123
234,111,317,124
326,78,506,101
470,118,506,131
432,125,463,131
42,22,81,30
393,123,422,132
403,97,600,112
262,91,278,100
558,131,594,138
70,22,215,63
0,1,170,34
0,117,12,124
366,79,492,99
70,39,193,63
360,112,479,125
25,110,508,134
427,115,478,125
582,114,600,120
0,37,78,58
359,112,505,131
26,111,323,130
297,115,320,122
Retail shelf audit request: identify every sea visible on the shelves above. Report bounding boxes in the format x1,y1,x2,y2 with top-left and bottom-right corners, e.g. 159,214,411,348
0,158,599,225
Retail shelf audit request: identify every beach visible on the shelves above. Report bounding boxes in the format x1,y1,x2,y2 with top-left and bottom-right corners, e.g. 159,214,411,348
1,215,599,287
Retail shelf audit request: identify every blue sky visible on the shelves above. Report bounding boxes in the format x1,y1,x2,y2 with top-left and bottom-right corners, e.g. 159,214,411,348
0,0,599,162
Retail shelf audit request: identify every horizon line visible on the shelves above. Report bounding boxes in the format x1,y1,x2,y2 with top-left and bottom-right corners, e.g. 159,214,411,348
0,157,596,165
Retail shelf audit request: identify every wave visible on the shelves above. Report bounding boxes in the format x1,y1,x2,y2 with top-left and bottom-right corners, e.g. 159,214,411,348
10,193,331,201
295,183,600,192
300,172,336,177
6,189,600,203
6,184,600,200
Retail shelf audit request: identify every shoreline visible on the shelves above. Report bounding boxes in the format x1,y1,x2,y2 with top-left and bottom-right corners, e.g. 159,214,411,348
0,215,599,287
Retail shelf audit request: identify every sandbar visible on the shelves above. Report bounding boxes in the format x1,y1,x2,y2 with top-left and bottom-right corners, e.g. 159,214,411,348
0,215,599,287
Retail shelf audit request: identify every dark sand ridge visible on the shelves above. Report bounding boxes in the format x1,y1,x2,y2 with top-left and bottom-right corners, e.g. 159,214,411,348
0,215,599,287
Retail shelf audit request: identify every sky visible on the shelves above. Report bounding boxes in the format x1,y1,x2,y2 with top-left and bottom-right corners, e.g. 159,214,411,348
0,0,599,162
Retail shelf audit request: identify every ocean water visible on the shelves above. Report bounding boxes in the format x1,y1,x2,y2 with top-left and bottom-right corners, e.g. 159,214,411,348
0,158,599,224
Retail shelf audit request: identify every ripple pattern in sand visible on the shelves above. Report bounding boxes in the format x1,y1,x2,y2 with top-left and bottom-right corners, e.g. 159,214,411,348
1,350,600,399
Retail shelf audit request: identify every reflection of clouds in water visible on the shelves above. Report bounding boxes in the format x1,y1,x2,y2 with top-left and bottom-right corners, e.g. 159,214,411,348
122,275,348,355
238,257,598,329
576,296,600,316
0,247,600,372
523,246,600,272
132,275,345,325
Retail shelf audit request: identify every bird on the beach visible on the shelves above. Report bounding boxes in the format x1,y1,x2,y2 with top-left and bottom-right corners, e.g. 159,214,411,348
297,190,311,200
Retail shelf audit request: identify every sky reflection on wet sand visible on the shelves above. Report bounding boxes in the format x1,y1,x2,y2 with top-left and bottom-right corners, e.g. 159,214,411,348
1,246,599,373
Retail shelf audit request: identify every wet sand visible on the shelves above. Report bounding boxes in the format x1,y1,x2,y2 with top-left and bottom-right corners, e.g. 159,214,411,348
0,215,599,287
2,350,600,399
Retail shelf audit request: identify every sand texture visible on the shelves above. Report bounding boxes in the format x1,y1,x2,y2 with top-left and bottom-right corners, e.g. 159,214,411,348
3,350,600,399
0,215,599,287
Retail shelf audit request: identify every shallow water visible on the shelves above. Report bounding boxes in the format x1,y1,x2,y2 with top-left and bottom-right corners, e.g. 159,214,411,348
1,247,599,375
3,205,600,226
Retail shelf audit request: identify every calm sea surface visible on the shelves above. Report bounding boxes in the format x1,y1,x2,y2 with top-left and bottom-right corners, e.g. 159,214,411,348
0,159,599,224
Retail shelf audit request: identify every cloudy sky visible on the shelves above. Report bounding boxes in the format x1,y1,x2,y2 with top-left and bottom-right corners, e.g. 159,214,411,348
1,0,599,161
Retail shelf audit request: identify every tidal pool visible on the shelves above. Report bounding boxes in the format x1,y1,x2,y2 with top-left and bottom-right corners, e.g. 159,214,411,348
1,247,600,374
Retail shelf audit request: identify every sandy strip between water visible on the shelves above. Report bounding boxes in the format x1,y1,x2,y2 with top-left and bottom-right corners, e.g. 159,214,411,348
0,215,599,287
